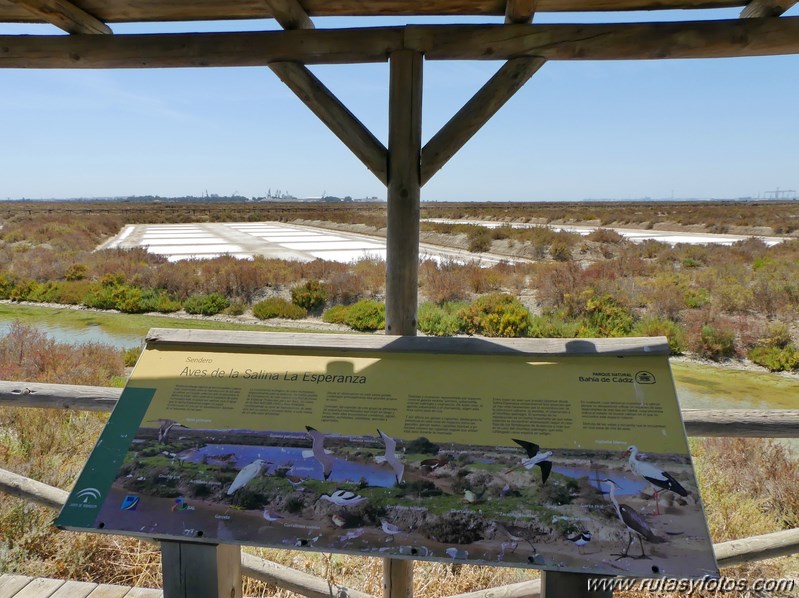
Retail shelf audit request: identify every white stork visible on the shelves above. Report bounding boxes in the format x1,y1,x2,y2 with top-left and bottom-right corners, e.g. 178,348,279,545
625,445,688,514
305,425,335,480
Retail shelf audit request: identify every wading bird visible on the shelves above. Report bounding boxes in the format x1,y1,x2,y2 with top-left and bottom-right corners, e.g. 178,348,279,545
601,479,665,560
376,429,405,485
227,459,270,495
625,445,689,514
505,438,553,484
566,531,592,554
305,426,335,480
149,419,188,444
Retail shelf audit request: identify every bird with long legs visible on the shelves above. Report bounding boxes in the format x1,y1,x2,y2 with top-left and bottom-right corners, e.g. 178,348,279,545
149,419,188,444
375,428,404,485
625,445,688,515
505,438,552,484
601,479,665,560
305,426,335,480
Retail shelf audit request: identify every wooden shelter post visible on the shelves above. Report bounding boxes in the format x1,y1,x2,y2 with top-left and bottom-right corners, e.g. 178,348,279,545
383,48,423,598
161,541,242,598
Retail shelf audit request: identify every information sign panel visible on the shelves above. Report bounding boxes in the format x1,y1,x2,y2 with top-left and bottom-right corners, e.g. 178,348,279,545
58,330,718,579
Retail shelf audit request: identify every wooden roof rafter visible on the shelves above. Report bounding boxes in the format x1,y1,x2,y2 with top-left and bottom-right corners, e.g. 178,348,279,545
11,0,110,34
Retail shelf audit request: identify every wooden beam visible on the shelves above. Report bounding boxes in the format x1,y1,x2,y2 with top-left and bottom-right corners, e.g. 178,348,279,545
3,19,799,69
682,408,799,437
421,56,545,186
161,542,242,598
269,62,388,184
0,0,751,24
715,527,799,566
0,466,69,511
12,0,111,35
265,0,388,184
505,0,537,23
740,0,797,17
263,0,315,30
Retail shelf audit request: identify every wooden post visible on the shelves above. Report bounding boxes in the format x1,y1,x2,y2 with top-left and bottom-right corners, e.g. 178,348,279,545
383,48,423,598
541,571,613,598
161,541,242,598
385,48,423,337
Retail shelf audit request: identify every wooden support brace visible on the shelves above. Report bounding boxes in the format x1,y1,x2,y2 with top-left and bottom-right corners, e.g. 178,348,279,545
12,0,111,34
541,571,612,598
740,0,797,17
263,0,315,30
421,56,545,185
269,62,389,184
161,541,242,598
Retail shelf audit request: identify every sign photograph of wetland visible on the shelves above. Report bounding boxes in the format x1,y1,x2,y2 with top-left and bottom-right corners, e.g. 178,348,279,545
58,332,719,579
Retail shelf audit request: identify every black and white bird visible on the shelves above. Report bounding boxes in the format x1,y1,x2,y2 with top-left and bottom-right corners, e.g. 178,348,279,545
149,419,188,444
319,490,367,507
625,445,688,514
227,459,270,495
601,479,665,560
566,531,592,554
375,429,405,485
305,426,335,480
505,438,553,484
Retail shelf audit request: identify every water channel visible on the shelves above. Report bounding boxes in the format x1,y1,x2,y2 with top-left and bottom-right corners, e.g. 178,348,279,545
1,304,797,411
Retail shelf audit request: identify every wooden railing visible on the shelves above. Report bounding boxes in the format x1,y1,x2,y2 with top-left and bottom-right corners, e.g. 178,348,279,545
2,380,799,598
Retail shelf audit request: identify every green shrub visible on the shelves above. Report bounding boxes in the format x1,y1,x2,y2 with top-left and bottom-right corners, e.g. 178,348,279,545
291,280,327,311
184,293,230,316
456,293,531,338
344,299,385,331
748,345,799,372
55,280,92,305
578,292,635,337
632,317,687,355
0,271,16,299
122,346,143,367
151,292,182,314
467,229,492,253
550,241,573,262
528,314,581,338
223,301,246,316
253,297,307,320
697,324,736,360
758,321,793,349
64,263,88,281
322,304,350,325
681,257,702,268
27,281,61,303
82,284,118,310
112,286,145,314
685,288,709,309
417,302,464,336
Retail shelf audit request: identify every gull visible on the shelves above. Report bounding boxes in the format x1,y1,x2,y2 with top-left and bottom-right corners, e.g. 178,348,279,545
625,445,689,514
341,528,365,541
505,438,553,484
319,490,367,507
375,428,405,485
601,479,665,560
227,459,270,495
305,426,335,480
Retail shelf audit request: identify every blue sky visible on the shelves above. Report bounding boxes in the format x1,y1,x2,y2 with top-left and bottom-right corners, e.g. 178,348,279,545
1,9,798,202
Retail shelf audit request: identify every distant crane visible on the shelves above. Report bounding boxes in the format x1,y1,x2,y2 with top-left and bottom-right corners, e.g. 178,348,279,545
764,188,797,200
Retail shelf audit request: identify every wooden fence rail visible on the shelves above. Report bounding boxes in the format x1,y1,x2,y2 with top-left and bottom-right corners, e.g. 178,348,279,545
3,379,799,598
3,380,799,438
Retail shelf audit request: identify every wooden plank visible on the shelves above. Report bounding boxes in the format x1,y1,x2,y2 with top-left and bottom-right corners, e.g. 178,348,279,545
421,56,545,185
0,466,70,510
263,0,314,30
0,380,120,411
269,62,388,184
505,0,537,23
144,329,670,355
85,585,136,598
122,589,163,598
12,0,111,34
0,0,750,25
161,542,241,598
682,408,799,437
12,578,65,598
49,580,98,598
740,0,797,17
4,19,799,69
0,574,34,595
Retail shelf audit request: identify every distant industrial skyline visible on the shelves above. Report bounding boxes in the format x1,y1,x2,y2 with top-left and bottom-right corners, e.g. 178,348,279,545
1,9,798,202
